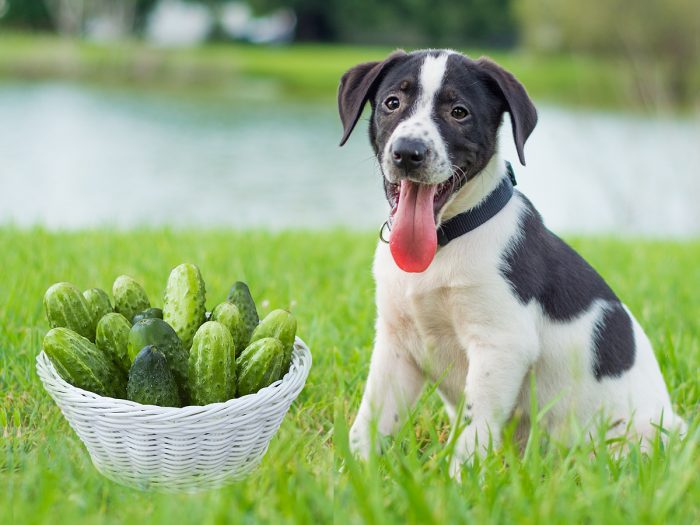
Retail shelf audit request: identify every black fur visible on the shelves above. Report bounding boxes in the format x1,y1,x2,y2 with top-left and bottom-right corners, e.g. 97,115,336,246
338,50,407,146
368,53,426,158
592,303,636,379
501,195,636,379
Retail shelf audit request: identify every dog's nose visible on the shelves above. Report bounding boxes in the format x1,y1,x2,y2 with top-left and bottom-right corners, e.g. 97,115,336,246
391,138,428,170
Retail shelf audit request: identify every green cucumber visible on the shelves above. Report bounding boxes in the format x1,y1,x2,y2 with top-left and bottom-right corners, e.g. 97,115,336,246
211,302,246,357
132,307,163,324
128,318,189,403
95,312,132,373
43,327,126,398
82,288,113,334
44,282,95,341
226,281,259,347
113,275,150,323
163,263,206,350
236,337,284,397
127,345,181,407
249,309,297,374
188,321,236,405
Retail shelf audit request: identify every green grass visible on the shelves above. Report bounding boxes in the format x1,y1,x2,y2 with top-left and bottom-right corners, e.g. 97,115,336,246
0,32,638,109
1,227,698,524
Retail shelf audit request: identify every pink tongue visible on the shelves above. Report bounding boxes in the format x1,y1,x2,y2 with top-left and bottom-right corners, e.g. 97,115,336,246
390,180,437,273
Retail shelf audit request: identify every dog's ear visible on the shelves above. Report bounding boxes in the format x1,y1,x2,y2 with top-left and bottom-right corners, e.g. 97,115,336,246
338,50,406,146
477,58,537,165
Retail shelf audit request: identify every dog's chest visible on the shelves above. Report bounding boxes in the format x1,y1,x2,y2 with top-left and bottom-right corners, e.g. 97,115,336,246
402,284,472,394
373,197,527,399
406,272,515,380
374,235,525,400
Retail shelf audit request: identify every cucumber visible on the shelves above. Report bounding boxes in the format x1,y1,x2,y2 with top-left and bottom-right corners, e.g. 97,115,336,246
249,309,297,374
128,318,190,403
236,337,284,397
44,282,95,341
95,312,132,373
113,275,150,323
132,307,163,324
211,302,246,358
188,321,236,405
127,345,181,408
82,288,113,334
43,327,126,398
163,263,206,350
226,281,259,348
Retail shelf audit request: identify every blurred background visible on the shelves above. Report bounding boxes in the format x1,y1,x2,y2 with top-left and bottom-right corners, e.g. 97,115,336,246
0,0,699,236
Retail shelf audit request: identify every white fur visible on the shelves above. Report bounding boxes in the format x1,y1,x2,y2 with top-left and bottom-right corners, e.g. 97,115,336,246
381,53,453,185
438,151,505,225
349,160,685,479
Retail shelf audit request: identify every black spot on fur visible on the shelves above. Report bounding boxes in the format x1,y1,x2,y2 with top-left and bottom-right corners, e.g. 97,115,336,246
501,196,619,320
592,303,636,379
501,195,636,379
368,52,428,159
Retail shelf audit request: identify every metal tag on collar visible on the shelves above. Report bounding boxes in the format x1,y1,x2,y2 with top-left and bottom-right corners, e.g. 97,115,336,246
505,160,517,187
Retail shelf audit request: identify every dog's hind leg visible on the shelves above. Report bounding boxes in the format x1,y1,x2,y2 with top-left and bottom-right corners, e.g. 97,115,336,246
349,319,425,459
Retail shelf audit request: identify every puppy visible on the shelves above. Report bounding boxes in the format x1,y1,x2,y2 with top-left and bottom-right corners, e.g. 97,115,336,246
338,49,685,478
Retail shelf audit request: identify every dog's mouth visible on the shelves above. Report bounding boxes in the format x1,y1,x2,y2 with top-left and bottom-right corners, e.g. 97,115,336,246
385,167,468,221
384,168,467,274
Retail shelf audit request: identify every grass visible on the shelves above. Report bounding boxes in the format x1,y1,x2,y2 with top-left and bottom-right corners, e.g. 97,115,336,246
0,32,640,109
1,227,699,524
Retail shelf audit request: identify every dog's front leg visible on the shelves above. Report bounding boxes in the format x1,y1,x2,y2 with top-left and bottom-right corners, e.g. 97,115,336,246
349,319,424,459
449,342,534,479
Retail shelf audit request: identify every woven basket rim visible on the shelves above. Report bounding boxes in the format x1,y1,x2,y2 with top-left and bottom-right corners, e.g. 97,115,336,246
36,336,312,418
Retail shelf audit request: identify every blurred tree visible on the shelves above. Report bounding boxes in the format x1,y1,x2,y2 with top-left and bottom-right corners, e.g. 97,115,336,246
133,0,158,32
0,0,158,34
1,0,518,47
0,0,54,30
249,0,517,47
43,0,88,35
516,0,700,106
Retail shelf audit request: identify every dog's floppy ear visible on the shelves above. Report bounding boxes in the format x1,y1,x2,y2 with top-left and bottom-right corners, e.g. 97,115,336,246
338,50,406,146
477,58,537,165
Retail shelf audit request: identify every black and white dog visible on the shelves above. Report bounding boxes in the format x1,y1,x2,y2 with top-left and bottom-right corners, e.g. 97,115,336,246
338,49,685,478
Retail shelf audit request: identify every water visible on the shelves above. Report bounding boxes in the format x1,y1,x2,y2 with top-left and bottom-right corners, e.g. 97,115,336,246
1,82,699,236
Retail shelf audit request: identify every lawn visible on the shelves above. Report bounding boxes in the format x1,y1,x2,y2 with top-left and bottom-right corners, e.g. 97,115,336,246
1,227,698,524
0,32,637,109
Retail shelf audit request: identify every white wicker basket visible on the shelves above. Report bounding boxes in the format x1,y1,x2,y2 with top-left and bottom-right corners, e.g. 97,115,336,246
36,337,312,493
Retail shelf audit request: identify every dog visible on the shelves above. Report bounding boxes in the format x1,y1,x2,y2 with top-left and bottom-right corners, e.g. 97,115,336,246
337,49,685,478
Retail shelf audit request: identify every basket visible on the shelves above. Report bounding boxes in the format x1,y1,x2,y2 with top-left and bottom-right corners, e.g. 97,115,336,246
36,337,312,493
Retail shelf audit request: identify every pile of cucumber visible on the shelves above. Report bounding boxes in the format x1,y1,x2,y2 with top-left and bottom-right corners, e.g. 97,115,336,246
41,263,297,407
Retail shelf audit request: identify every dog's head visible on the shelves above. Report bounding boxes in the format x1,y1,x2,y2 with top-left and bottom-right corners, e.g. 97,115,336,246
337,49,537,272
338,49,536,213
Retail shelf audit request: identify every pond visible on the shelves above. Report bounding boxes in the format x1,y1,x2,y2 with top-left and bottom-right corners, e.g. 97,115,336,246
1,82,699,237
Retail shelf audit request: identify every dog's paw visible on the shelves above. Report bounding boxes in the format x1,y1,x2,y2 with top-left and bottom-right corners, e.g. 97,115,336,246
348,422,372,461
448,444,479,482
448,424,493,481
448,455,467,482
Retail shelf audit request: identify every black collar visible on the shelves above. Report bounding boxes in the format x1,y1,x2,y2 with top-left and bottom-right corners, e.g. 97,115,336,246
436,161,517,247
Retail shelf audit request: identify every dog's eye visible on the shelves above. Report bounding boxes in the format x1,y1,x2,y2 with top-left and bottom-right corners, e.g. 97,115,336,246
384,96,400,111
451,106,469,120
